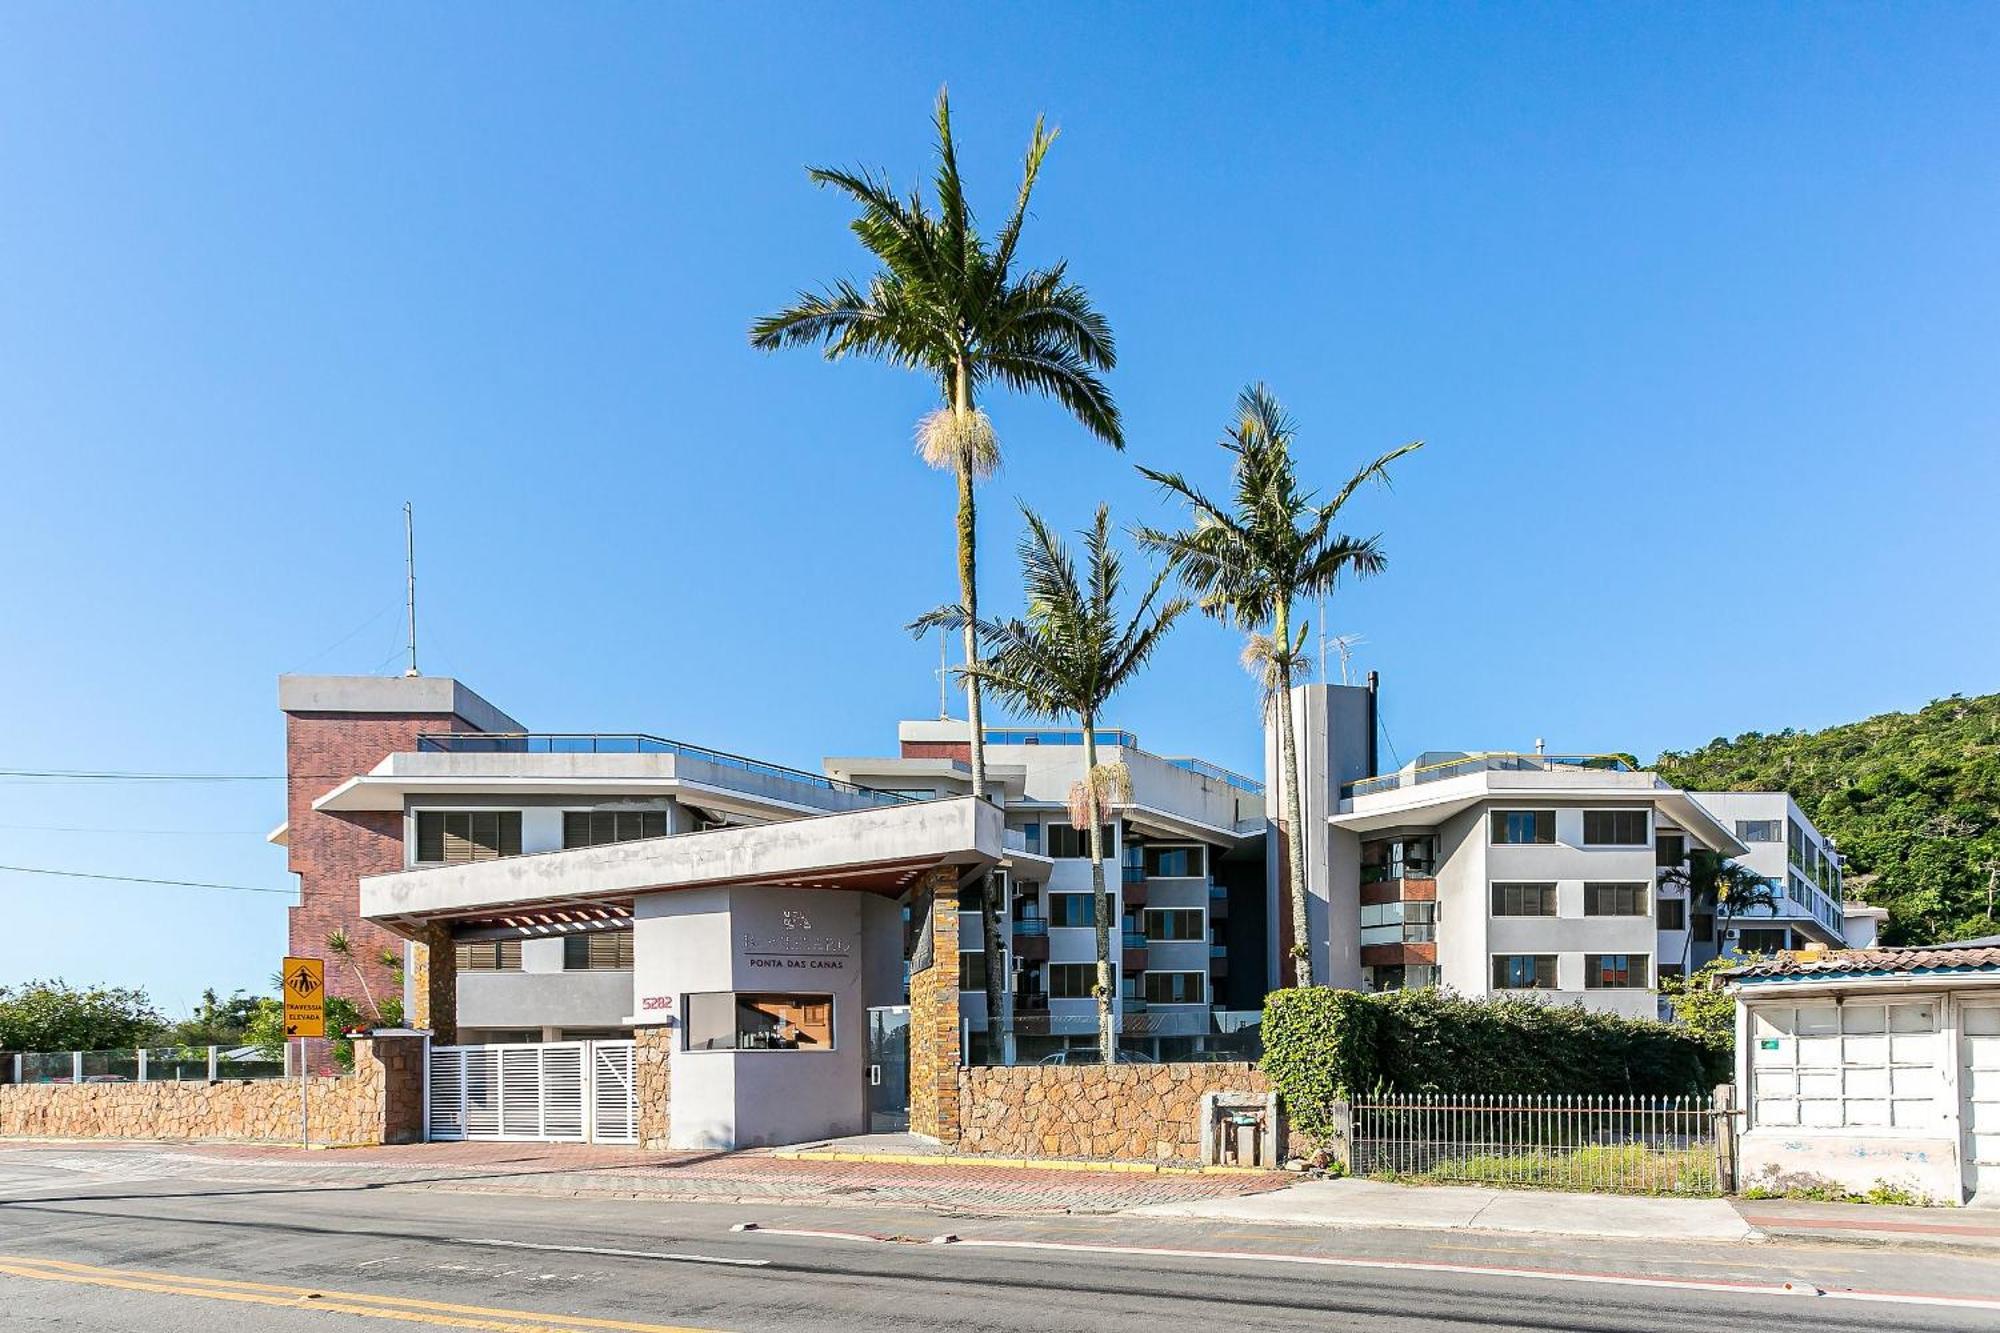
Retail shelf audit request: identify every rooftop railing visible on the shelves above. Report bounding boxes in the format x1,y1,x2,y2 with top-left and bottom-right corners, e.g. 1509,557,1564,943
983,727,1139,748
415,733,918,806
1160,756,1266,796
1344,752,1636,800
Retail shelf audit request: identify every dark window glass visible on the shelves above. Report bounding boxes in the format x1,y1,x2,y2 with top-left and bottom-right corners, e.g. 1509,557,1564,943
958,951,989,992
1584,953,1647,989
1655,834,1686,867
1584,882,1649,916
1142,971,1206,1005
1492,955,1556,989
1582,810,1648,846
1490,882,1557,916
1143,845,1206,878
1146,908,1204,941
1045,823,1117,859
1657,899,1686,931
1048,963,1097,999
1735,819,1782,843
1047,894,1096,928
1490,810,1555,844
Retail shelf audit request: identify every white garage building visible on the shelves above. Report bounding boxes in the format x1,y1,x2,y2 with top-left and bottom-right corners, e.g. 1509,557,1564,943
1729,937,2000,1205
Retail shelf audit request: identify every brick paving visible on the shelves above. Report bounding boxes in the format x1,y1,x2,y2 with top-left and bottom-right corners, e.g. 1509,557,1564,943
0,1140,1288,1214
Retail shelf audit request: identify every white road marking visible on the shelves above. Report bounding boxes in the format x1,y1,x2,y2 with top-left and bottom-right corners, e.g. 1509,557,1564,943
451,1237,768,1268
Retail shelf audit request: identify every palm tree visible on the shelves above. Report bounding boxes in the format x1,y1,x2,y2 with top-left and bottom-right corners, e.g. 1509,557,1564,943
1137,385,1421,987
916,505,1186,1063
1661,850,1781,970
751,90,1122,1056
326,928,380,1025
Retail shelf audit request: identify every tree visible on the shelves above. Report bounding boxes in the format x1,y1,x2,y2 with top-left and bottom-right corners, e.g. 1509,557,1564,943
165,988,263,1046
0,979,164,1052
917,505,1186,1062
752,88,1122,1058
1659,849,1781,970
1137,385,1421,986
1660,953,1750,1050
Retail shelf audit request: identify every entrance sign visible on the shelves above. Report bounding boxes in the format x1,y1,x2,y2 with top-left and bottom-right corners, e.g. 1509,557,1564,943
282,956,326,1037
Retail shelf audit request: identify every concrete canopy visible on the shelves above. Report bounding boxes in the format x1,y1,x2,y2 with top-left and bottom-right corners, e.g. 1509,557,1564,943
360,795,1003,936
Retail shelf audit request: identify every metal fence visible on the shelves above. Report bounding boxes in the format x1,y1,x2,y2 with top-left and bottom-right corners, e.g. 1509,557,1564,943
1350,1093,1724,1196
3,1042,343,1085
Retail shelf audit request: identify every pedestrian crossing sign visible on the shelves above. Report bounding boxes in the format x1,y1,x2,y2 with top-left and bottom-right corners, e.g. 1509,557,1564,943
282,956,326,1038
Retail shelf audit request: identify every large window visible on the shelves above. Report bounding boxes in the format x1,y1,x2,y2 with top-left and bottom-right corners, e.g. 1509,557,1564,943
1490,882,1557,916
1584,953,1648,989
1362,835,1438,883
1738,927,1789,954
1143,845,1207,878
1047,893,1097,928
1048,963,1097,999
563,810,667,849
416,811,522,863
1146,908,1204,941
1359,900,1436,945
1045,823,1116,859
1492,955,1556,990
958,951,993,992
682,992,832,1052
1735,819,1782,843
1749,1000,1943,1130
1584,882,1649,916
1582,810,1649,846
455,939,522,972
1143,971,1206,1005
1654,834,1686,868
563,931,634,971
1490,811,1555,845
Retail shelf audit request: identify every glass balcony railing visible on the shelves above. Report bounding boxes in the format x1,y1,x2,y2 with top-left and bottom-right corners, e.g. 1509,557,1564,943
1011,918,1048,937
1345,751,1634,799
1121,931,1148,949
1161,756,1266,795
416,732,916,805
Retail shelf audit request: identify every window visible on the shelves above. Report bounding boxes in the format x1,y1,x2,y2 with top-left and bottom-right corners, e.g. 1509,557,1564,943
1361,836,1437,883
682,992,832,1051
1364,964,1437,992
1492,955,1556,990
956,880,987,912
1045,823,1116,859
1655,834,1686,868
1143,971,1206,1005
958,951,991,992
1490,810,1555,844
1748,1000,1943,1131
455,939,522,972
1048,963,1097,999
1691,911,1716,942
562,931,634,971
1047,893,1096,928
1360,900,1436,945
1582,810,1649,846
1738,927,1789,954
1584,953,1648,989
1143,845,1207,878
1787,819,1806,870
562,810,666,849
1146,908,1204,941
1023,822,1041,854
1656,899,1686,931
1735,819,1782,843
416,811,522,863
1490,882,1557,916
1584,882,1649,916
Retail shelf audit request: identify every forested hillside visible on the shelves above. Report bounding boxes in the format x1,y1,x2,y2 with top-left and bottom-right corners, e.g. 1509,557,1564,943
1655,694,2000,946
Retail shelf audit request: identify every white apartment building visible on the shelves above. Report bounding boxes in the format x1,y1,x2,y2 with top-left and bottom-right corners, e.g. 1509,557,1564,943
1688,791,1848,959
828,720,1270,1060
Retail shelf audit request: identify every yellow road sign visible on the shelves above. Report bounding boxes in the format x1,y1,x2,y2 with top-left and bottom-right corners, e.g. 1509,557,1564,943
282,956,326,1038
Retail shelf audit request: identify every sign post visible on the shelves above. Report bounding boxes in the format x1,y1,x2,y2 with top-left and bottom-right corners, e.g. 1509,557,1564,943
282,956,326,1149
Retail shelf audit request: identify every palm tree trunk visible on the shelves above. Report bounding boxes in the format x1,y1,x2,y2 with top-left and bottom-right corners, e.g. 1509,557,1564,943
1084,721,1115,1064
1274,601,1314,987
953,360,1010,1062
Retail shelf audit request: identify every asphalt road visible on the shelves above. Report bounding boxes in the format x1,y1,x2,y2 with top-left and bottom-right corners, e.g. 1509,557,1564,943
1,1154,1998,1331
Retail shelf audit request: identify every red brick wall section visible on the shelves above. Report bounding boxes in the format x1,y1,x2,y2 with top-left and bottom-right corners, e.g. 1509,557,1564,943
285,711,479,1019
900,740,971,762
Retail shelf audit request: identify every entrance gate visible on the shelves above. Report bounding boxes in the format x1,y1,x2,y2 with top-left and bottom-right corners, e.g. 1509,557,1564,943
427,1040,637,1145
867,1005,909,1133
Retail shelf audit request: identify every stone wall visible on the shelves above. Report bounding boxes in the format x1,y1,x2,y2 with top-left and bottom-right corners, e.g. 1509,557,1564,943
635,1024,672,1149
906,865,961,1142
956,1062,1269,1163
0,1035,425,1147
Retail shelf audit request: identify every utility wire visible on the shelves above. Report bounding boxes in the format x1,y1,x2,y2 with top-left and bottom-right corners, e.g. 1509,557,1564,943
0,863,294,896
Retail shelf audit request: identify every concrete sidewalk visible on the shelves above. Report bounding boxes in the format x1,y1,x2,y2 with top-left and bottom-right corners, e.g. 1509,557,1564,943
1129,1176,1759,1241
1739,1196,2000,1250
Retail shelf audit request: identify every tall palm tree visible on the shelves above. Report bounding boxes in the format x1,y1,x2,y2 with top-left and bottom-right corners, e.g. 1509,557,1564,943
1137,385,1421,987
1661,850,1781,971
751,90,1122,1055
916,506,1186,1063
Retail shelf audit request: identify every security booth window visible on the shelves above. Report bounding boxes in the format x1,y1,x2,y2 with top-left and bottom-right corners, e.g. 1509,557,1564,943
683,992,833,1051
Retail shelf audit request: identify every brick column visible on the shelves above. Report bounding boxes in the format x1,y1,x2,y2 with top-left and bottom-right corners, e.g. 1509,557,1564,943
634,1024,673,1149
907,864,963,1144
406,923,457,1045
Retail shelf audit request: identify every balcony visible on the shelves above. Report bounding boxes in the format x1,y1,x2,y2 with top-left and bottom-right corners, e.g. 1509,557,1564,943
1207,881,1229,919
1121,874,1147,907
1121,935,1149,973
1010,917,1050,962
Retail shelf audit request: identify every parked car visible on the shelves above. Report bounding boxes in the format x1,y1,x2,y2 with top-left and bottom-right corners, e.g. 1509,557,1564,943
1037,1047,1156,1065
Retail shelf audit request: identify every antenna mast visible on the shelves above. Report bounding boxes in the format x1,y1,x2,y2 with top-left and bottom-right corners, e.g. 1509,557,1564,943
403,502,419,678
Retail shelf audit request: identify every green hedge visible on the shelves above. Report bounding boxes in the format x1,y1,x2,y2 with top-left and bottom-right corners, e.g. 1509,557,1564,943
1262,987,1729,1142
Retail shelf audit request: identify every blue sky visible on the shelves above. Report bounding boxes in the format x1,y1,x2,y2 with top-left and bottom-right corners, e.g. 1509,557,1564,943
1,4,1995,1012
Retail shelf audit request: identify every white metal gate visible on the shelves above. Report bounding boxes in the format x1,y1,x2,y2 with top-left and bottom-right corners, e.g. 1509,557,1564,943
427,1040,637,1145
1962,1002,2000,1200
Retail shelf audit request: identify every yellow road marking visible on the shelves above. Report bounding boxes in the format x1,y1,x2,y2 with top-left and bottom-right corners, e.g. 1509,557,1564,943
0,1255,726,1333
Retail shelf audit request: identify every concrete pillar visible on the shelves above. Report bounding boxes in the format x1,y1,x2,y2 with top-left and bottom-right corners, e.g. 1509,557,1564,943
406,922,458,1044
907,864,963,1144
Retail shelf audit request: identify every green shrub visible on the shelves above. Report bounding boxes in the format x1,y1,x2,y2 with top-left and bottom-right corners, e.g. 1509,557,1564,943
1262,986,1723,1134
